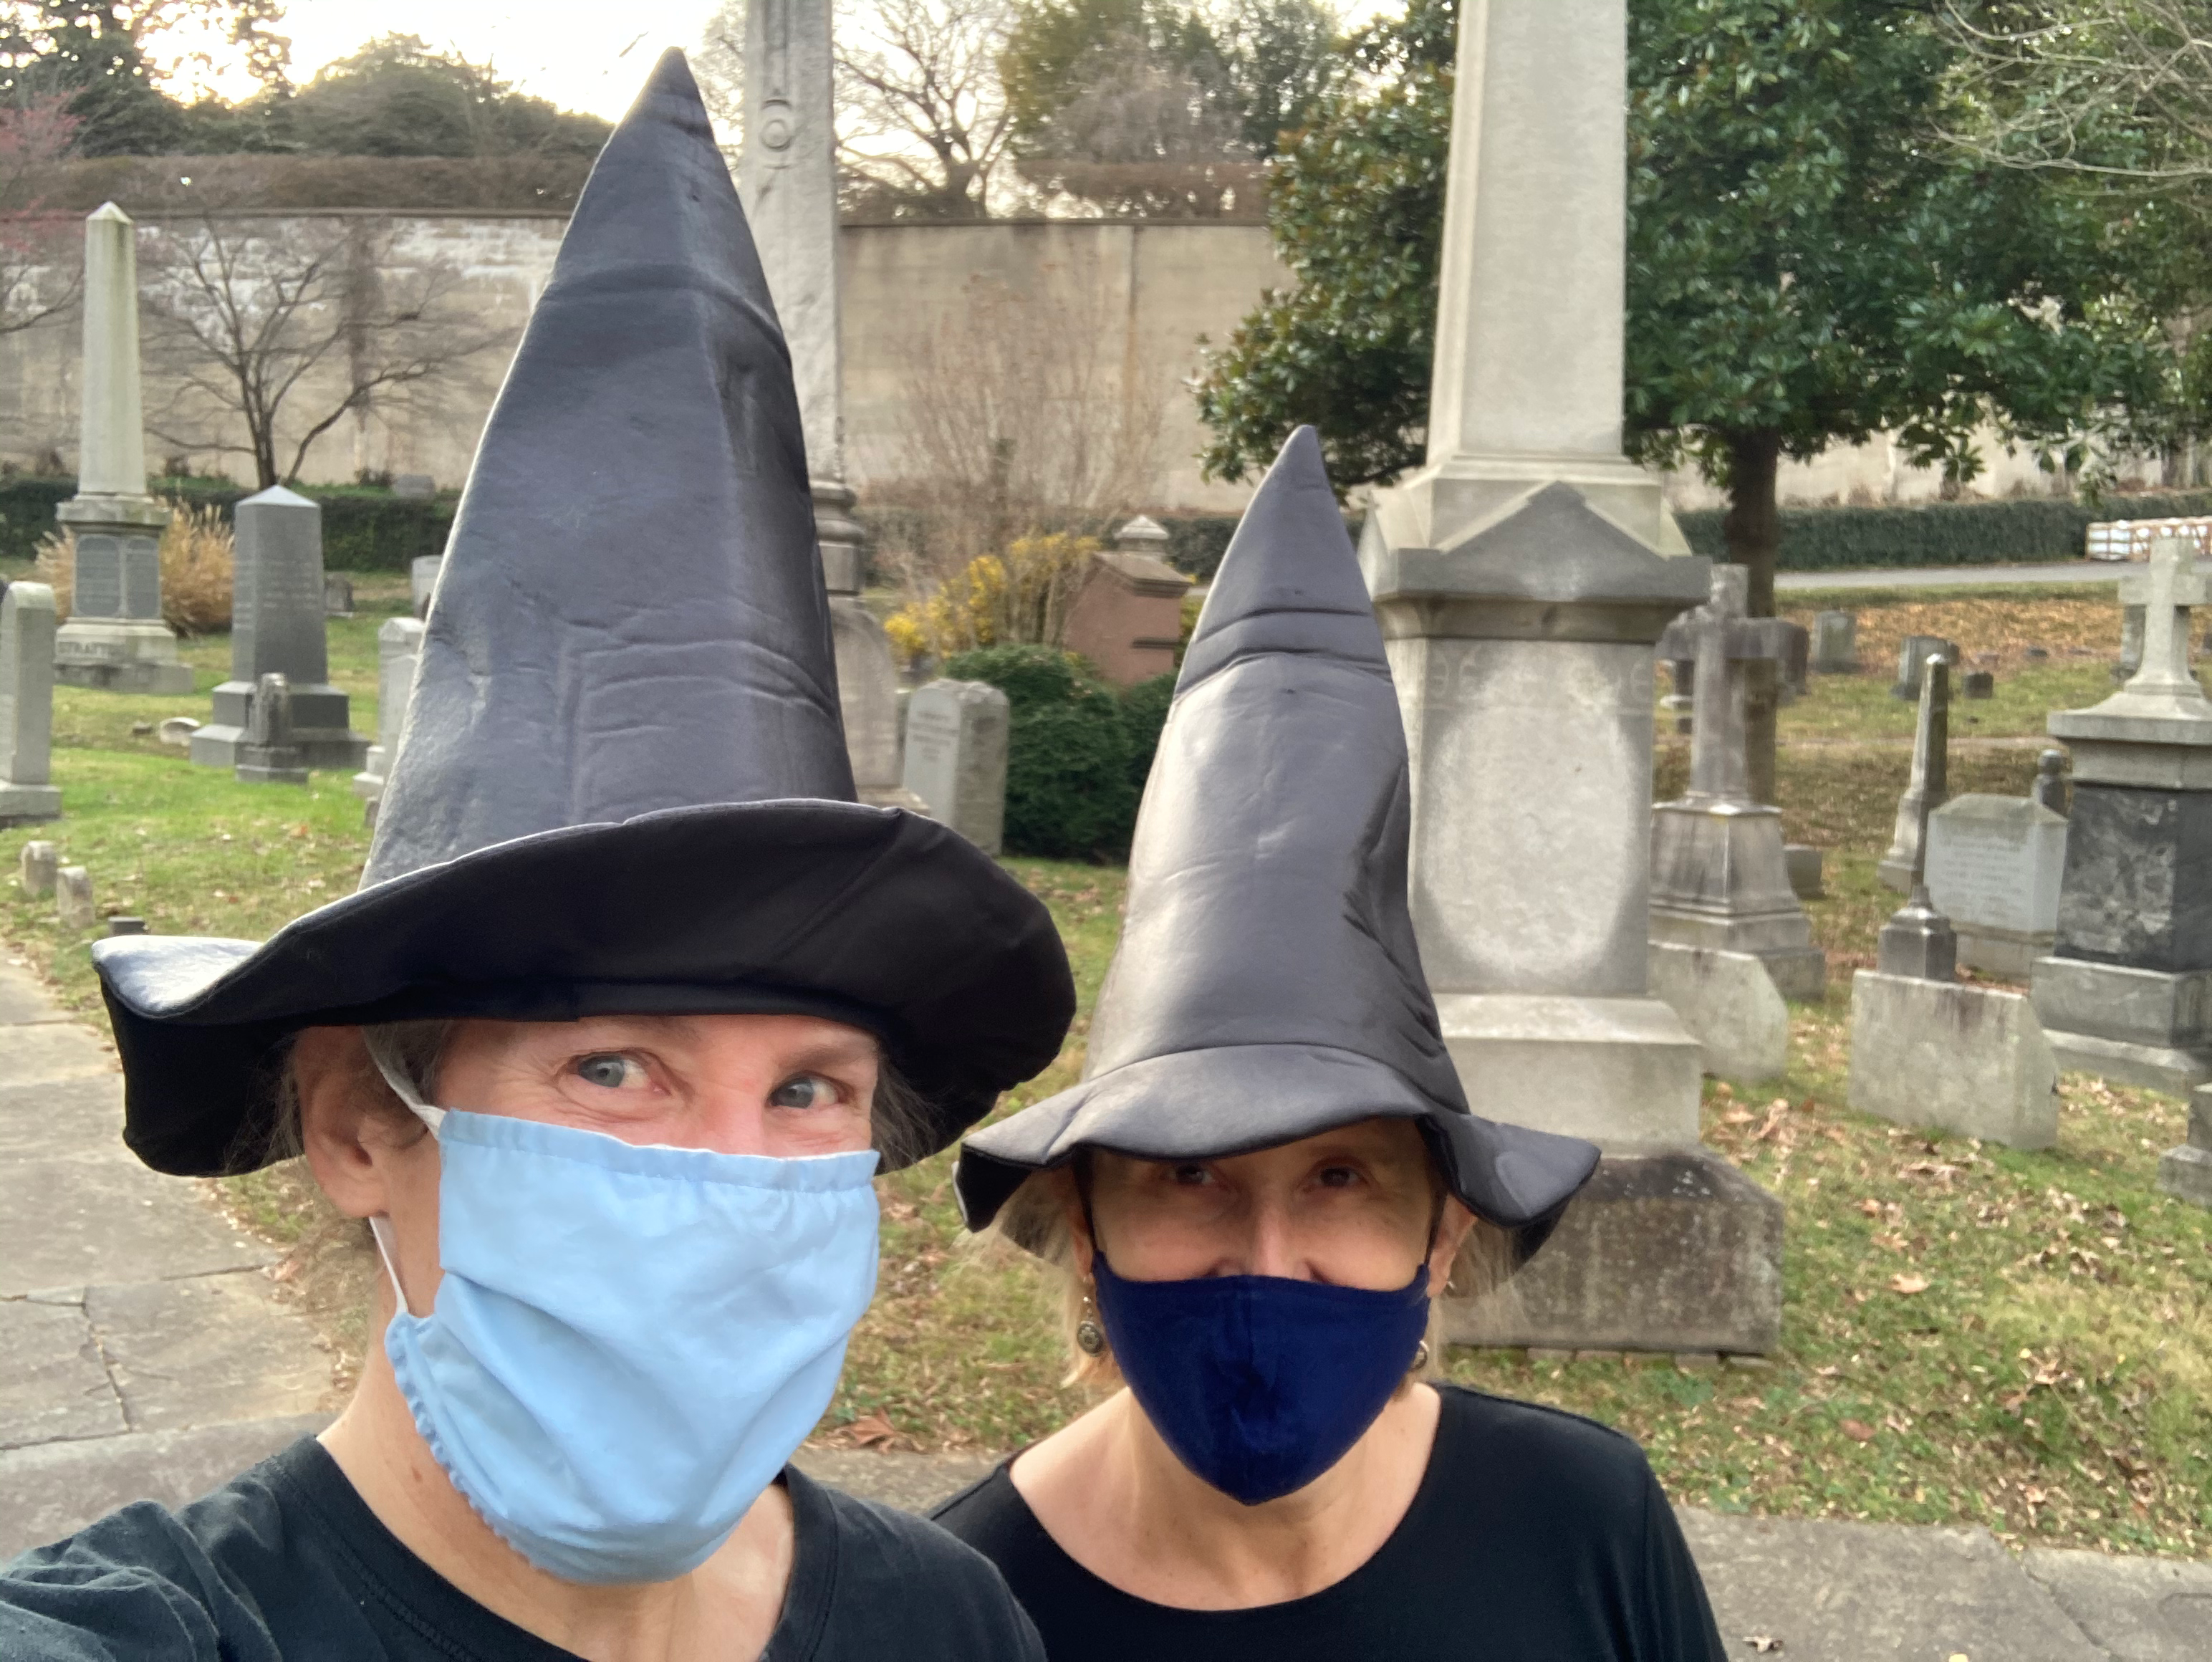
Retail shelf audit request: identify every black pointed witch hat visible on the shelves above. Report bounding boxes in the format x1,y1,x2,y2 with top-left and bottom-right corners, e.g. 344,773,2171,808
92,51,1074,1178
955,429,1596,1259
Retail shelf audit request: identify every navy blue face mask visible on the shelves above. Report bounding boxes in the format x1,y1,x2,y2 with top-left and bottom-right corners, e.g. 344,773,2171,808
1090,1252,1431,1506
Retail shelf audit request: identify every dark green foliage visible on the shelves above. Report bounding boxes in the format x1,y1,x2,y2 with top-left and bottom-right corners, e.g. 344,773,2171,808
0,476,457,569
940,645,1183,859
275,35,612,160
1675,491,2212,570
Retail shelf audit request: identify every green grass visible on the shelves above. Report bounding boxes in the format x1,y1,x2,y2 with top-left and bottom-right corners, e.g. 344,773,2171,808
4,594,2208,1556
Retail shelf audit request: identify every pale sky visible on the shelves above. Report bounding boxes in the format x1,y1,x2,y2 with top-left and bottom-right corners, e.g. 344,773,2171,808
166,0,1396,121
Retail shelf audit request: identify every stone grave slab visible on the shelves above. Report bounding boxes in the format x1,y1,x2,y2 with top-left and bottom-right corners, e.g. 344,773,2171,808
1646,941,1788,1083
1810,609,1856,673
1849,970,2059,1149
1925,794,2067,979
901,678,1009,855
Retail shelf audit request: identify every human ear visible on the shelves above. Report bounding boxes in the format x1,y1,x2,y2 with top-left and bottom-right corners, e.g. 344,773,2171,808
1052,1166,1095,1279
297,1025,406,1221
1426,1199,1478,1300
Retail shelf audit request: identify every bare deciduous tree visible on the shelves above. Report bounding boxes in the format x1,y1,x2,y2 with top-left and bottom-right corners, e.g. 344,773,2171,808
140,201,513,488
0,94,80,338
700,0,1019,219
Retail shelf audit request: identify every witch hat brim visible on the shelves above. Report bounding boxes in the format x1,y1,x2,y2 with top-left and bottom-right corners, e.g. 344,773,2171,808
96,803,1070,1175
91,52,1074,1175
953,429,1595,1260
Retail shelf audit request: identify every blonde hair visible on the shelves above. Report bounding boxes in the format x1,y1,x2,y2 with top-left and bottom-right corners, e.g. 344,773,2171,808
991,1155,1523,1390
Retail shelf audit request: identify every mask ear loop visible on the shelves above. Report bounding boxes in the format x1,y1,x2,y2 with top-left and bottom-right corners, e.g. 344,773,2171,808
361,1032,445,1315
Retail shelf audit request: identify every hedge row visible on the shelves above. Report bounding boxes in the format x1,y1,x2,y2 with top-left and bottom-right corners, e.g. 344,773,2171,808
1673,491,2212,570
0,476,459,571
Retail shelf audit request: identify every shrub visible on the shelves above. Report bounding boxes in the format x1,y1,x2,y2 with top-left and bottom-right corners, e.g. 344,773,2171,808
1671,490,2212,570
34,498,235,635
885,534,1097,666
0,476,456,570
1117,673,1177,792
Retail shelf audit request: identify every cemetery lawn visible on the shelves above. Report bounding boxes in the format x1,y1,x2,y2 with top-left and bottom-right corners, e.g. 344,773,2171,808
1,585,2206,1557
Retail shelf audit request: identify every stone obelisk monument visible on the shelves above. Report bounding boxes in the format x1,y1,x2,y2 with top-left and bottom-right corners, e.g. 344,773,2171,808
738,0,906,803
1361,1,1779,1354
54,203,191,693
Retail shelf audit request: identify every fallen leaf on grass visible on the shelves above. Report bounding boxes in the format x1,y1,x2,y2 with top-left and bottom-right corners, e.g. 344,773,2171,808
1858,1198,1882,1217
1840,1418,1877,1442
1890,1274,1930,1295
830,1414,900,1450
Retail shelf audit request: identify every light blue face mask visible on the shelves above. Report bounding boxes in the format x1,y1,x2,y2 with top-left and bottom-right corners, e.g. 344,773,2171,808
365,1047,881,1585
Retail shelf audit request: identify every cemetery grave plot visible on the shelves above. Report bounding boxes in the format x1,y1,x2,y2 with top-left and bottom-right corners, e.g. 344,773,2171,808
0,589,2203,1556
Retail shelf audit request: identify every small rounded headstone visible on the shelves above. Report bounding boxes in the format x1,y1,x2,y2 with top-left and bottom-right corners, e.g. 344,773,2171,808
105,916,147,936
54,865,94,931
157,716,201,746
18,840,58,897
1962,669,1995,699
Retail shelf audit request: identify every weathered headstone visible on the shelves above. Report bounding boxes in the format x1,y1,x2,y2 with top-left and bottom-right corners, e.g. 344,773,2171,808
323,574,354,618
18,840,57,897
1811,610,1857,673
54,865,93,931
234,671,308,785
1784,845,1823,899
2158,1085,2212,1208
353,617,425,823
105,916,145,936
2036,535,2212,1091
1878,650,1952,891
410,555,443,620
1062,538,1192,687
1925,795,2068,979
189,489,366,774
0,582,62,827
1650,566,1827,999
52,203,192,694
156,716,198,746
900,679,1010,855
1774,620,1810,703
1359,3,1775,1357
391,474,435,501
740,0,908,804
1646,942,1788,1083
1848,972,2059,1149
1890,634,1961,701
1961,668,1995,699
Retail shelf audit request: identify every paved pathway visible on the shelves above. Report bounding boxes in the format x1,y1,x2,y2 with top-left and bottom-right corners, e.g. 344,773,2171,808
3,964,2206,1656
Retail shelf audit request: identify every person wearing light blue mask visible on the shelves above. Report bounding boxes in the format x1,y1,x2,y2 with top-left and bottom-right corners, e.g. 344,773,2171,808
933,431,1727,1661
0,47,1074,1662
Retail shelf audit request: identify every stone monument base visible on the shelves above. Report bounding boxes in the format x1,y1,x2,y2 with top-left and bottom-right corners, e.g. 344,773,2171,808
2160,1090,2212,1207
235,746,309,785
0,782,61,827
191,679,366,772
1649,803,1828,1000
2030,955,2212,1093
1446,1149,1783,1355
1432,993,1703,1147
1849,971,2058,1149
858,784,929,812
1955,922,2053,981
54,621,193,694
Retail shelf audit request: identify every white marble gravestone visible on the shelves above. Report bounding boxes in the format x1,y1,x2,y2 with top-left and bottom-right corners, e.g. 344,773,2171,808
901,679,1009,855
190,489,367,773
54,204,191,694
1850,971,2059,1149
0,583,62,826
353,617,425,823
1925,795,2067,979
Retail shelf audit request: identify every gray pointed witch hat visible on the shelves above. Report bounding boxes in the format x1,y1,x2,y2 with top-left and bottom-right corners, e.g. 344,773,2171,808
92,50,1073,1178
955,428,1595,1259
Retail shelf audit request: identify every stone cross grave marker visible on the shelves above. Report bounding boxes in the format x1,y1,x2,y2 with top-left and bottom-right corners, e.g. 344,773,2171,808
191,489,366,774
2116,534,2209,701
0,582,62,827
901,679,1010,856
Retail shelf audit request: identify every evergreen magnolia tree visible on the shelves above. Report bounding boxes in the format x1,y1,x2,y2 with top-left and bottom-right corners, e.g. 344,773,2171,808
1198,0,2165,784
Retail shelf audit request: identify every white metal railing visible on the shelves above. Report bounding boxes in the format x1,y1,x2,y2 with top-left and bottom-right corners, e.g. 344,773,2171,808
2085,517,2212,561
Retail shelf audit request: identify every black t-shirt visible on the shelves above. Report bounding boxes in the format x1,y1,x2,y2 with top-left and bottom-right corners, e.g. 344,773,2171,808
0,1437,1044,1662
931,1385,1726,1662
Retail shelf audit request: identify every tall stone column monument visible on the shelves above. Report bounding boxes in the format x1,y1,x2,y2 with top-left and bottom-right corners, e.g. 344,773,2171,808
1361,0,1779,1355
739,0,907,804
54,203,192,694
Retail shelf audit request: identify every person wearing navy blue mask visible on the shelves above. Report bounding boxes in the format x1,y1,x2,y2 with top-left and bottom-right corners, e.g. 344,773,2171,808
933,430,1728,1662
0,49,1072,1662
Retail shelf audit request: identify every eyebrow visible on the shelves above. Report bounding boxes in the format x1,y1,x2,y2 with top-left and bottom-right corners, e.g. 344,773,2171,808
771,1034,883,1073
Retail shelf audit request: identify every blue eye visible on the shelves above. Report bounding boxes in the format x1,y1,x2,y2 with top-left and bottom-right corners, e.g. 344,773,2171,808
574,1054,643,1090
769,1074,837,1110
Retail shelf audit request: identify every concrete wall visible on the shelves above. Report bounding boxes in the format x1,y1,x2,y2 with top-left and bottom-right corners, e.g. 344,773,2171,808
0,212,1288,514
0,207,2158,515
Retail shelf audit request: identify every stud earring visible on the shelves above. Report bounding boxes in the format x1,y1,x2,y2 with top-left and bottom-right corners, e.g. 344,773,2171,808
1076,1284,1107,1357
1410,1340,1430,1373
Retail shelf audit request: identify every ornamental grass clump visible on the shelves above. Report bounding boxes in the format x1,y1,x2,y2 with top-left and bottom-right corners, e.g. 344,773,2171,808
33,499,235,635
